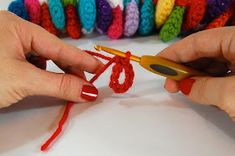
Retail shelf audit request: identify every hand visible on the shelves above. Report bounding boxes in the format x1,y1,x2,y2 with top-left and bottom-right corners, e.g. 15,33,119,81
159,27,235,121
0,11,103,108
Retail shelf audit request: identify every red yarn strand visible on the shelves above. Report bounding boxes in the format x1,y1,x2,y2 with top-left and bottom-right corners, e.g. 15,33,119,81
41,50,134,151
41,102,74,151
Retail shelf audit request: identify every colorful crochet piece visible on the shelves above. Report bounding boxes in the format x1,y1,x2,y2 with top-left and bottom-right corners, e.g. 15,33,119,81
124,0,139,37
48,0,65,30
7,0,235,42
41,50,134,151
96,0,113,34
138,0,155,36
8,0,28,20
78,0,96,34
155,0,175,28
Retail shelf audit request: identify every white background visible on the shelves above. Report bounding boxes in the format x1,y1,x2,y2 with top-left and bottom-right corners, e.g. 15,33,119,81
0,1,235,156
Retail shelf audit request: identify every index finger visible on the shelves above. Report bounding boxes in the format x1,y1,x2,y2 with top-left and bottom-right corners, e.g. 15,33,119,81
16,17,103,74
158,27,235,64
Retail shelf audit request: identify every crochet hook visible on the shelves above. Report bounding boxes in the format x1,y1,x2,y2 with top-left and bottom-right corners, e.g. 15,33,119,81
94,45,206,81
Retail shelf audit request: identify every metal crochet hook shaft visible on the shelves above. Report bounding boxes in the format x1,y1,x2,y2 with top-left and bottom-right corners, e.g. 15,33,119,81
94,45,206,81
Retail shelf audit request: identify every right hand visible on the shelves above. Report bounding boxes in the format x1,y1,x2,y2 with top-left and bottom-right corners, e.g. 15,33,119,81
158,27,235,121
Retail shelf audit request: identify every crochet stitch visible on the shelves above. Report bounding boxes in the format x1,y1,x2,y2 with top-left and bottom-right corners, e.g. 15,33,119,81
138,0,155,36
96,0,113,34
124,0,140,37
155,0,175,28
78,0,97,34
8,0,29,20
48,0,66,30
24,0,41,24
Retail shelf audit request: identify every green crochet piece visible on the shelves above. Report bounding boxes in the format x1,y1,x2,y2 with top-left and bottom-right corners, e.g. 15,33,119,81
62,0,77,7
160,6,185,42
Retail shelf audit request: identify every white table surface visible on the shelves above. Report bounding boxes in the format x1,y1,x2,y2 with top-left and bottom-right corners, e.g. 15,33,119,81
0,1,235,156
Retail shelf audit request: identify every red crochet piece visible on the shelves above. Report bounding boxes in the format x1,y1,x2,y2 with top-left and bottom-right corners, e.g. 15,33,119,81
107,6,123,39
206,7,233,29
41,50,134,151
183,0,206,31
65,4,81,39
40,3,59,36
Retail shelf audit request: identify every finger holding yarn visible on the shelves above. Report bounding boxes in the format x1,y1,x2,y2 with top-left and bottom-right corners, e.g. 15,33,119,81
107,0,124,39
8,0,29,20
48,0,66,30
40,0,59,36
138,0,155,36
78,0,97,34
63,0,81,39
155,0,175,29
204,0,232,23
96,0,113,34
124,0,140,37
24,0,41,24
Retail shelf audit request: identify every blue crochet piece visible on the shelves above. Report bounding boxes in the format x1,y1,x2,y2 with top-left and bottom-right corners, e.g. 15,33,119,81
96,0,113,34
123,0,140,9
48,0,65,30
138,0,155,35
78,0,96,33
8,0,28,20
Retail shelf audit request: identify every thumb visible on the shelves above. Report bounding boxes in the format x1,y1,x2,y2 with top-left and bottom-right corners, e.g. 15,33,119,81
179,77,235,120
26,67,98,102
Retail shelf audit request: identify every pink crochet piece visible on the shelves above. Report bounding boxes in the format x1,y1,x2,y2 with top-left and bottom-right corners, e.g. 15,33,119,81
25,0,41,24
107,5,123,39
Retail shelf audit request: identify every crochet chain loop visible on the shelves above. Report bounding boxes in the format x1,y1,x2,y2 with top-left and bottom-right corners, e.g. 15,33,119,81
40,50,134,151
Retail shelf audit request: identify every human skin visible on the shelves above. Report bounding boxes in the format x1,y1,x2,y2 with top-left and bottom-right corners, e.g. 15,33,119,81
0,11,103,108
159,27,235,121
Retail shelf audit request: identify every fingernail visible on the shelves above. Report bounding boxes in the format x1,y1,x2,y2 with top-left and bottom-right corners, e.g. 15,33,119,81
81,85,98,101
179,79,195,95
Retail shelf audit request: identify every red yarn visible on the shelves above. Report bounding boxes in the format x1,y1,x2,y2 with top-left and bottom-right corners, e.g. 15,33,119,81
107,6,123,39
65,4,81,39
41,102,74,151
183,0,206,31
175,0,188,7
40,3,59,36
206,7,233,29
153,0,158,5
41,50,134,151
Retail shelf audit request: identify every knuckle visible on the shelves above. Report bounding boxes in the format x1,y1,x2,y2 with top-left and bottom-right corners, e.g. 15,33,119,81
57,74,77,100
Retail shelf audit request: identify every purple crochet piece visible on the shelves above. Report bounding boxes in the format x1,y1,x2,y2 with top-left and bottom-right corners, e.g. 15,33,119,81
204,0,232,22
124,0,139,37
96,0,113,34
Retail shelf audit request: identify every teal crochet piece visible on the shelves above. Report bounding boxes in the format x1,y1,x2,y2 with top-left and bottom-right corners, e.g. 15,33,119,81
62,0,77,7
123,0,140,8
48,0,65,30
78,0,96,34
160,6,185,42
138,0,155,36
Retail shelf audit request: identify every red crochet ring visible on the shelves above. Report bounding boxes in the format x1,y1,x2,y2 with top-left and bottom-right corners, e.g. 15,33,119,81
41,50,134,151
